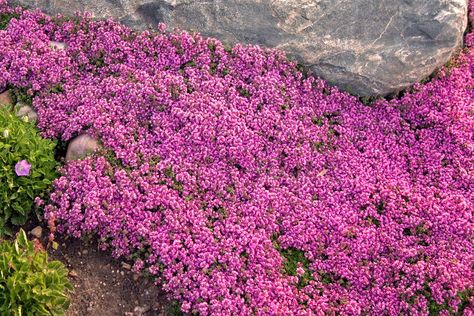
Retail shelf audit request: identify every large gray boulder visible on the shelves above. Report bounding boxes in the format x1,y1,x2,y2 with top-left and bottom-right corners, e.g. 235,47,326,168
12,0,469,96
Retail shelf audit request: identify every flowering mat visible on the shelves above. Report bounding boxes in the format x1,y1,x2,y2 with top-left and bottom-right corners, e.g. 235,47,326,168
1,0,473,315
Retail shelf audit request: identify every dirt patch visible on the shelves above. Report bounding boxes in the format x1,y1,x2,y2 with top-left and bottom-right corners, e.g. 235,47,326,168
24,223,177,316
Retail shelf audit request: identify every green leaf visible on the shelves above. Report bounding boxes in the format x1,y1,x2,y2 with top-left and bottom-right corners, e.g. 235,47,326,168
17,229,28,247
13,239,19,255
0,230,72,315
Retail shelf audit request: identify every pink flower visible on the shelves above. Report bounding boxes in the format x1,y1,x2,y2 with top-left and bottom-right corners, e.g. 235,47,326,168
34,197,44,206
2,1,473,313
15,160,31,176
132,258,144,272
296,267,305,276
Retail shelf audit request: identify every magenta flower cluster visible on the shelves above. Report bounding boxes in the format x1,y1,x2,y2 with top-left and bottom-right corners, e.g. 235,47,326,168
1,1,473,314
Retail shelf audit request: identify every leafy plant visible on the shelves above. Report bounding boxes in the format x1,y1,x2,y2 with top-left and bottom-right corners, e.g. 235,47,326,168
0,229,72,315
167,301,185,316
0,12,20,30
0,106,58,235
279,247,314,289
10,86,35,106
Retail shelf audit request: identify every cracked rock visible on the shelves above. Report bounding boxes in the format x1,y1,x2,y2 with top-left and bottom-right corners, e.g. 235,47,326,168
11,0,469,96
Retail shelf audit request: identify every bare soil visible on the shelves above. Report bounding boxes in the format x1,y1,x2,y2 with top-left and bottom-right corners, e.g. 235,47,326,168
24,223,177,316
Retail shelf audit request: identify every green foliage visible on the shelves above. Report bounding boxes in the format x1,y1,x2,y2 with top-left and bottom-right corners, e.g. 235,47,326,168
455,289,474,315
278,245,313,289
167,301,185,316
359,95,380,106
407,280,473,316
0,12,20,30
0,229,72,315
90,53,106,68
163,165,184,194
10,87,34,106
0,107,58,235
238,88,251,98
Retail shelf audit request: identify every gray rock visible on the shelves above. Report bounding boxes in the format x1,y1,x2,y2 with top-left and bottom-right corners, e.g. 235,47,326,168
65,134,99,161
11,0,468,96
15,102,38,122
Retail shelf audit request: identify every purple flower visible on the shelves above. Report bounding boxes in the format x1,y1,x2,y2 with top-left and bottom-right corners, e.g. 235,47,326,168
15,160,31,176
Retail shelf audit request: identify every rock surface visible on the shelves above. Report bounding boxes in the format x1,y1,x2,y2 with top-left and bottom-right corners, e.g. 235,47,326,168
11,0,469,96
65,134,99,161
30,226,43,239
15,102,38,121
0,89,13,105
48,41,67,50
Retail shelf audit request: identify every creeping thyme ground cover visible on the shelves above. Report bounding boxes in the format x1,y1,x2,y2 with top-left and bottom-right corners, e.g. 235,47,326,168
0,1,473,314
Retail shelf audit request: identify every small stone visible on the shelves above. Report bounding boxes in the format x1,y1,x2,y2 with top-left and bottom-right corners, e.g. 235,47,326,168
15,103,37,122
29,226,43,239
65,134,99,161
120,271,125,276
132,273,140,282
68,270,78,278
82,249,88,255
49,41,67,50
133,305,151,316
317,169,329,177
122,262,132,270
0,90,13,106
